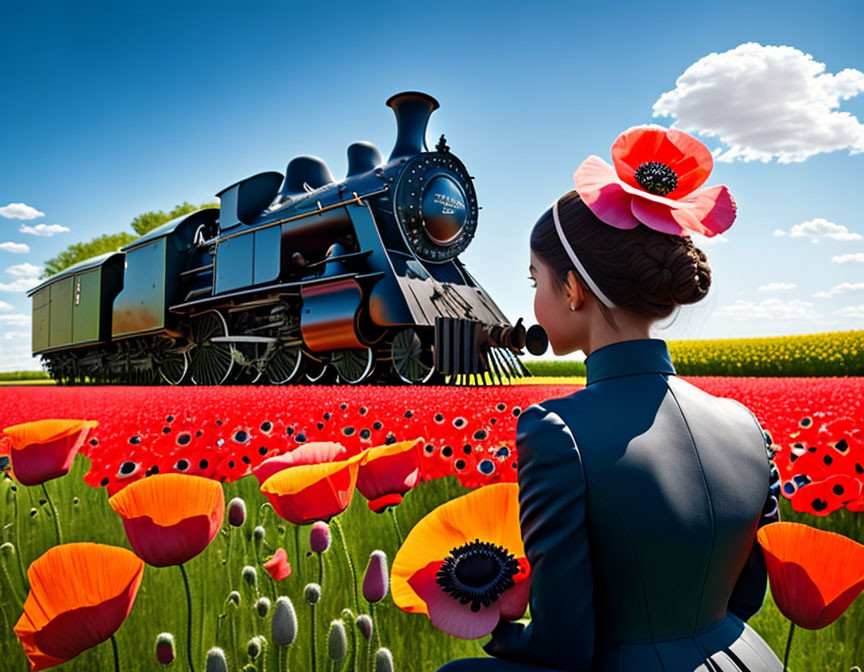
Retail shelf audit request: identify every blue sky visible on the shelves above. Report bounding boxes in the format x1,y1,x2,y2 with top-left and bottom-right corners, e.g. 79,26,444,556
1,0,863,371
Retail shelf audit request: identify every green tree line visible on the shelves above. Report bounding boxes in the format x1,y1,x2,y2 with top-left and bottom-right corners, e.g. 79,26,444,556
42,201,218,277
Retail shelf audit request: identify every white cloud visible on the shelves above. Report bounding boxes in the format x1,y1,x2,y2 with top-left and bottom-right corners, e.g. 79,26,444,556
832,253,864,263
0,314,31,327
0,300,13,311
19,223,70,237
0,242,30,254
3,330,29,341
0,338,40,372
772,218,862,243
0,263,42,292
772,229,786,237
652,42,864,163
813,282,864,298
712,298,822,320
758,282,797,292
0,203,45,220
833,305,864,319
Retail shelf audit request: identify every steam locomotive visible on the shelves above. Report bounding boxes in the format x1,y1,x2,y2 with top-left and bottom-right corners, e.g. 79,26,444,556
28,91,548,386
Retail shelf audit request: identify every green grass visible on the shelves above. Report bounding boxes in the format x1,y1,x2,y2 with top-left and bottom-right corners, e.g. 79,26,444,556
1,459,862,671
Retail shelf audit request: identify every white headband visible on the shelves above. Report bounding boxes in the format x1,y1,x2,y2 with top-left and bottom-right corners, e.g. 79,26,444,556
552,197,617,309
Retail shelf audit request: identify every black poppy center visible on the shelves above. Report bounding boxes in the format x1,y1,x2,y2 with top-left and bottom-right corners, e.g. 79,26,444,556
435,538,520,613
634,161,678,196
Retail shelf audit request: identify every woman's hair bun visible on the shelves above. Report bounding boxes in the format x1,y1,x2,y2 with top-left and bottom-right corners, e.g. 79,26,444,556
628,236,711,309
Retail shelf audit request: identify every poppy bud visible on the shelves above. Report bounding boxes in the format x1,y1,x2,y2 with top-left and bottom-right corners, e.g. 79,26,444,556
328,619,347,661
228,498,246,526
272,596,297,647
253,525,266,543
155,632,175,665
356,613,373,640
304,582,321,604
246,637,261,659
29,507,38,517
362,550,389,603
375,647,395,672
0,542,14,557
242,565,258,590
228,590,241,606
310,521,331,553
205,647,228,672
256,596,271,617
72,497,79,506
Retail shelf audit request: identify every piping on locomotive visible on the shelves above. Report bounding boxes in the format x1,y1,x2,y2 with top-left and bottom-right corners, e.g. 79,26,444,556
27,91,549,386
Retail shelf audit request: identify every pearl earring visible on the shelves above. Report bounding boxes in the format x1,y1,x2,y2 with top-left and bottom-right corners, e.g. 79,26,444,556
569,302,576,311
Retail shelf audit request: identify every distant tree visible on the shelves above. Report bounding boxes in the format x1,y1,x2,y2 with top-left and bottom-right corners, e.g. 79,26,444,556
42,232,138,277
130,201,219,236
42,201,219,277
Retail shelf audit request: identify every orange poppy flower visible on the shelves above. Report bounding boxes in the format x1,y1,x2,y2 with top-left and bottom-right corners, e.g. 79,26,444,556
391,482,530,639
757,521,864,629
13,542,144,670
356,439,423,513
108,473,225,567
260,450,369,525
252,441,348,486
3,419,98,486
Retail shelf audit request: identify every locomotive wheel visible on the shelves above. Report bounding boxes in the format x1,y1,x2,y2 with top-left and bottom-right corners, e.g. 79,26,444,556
189,310,235,386
255,346,305,385
331,348,375,385
390,328,435,385
304,353,330,384
158,351,189,386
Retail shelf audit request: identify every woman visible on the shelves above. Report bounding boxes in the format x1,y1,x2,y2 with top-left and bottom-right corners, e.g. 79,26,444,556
438,126,783,671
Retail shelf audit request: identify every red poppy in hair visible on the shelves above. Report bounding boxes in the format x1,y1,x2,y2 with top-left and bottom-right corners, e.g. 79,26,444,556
108,473,225,566
573,125,736,237
3,419,99,486
13,542,144,670
757,521,864,629
356,439,423,513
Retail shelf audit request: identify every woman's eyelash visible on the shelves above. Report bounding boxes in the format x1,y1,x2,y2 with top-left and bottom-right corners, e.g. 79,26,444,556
527,276,537,288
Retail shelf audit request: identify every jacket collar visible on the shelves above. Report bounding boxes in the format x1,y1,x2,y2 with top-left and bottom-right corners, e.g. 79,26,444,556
584,338,676,386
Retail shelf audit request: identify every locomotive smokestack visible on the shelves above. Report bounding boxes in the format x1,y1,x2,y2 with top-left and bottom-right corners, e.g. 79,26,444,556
386,91,440,162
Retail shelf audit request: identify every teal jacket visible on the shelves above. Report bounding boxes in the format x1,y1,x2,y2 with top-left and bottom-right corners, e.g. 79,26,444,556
477,338,783,672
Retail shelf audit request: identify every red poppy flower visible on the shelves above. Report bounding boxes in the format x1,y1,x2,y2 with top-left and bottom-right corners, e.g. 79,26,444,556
260,450,369,525
13,542,144,670
253,441,348,486
263,548,292,581
356,439,422,513
391,482,530,639
108,473,225,566
573,125,736,237
757,521,864,629
788,474,862,516
3,419,98,486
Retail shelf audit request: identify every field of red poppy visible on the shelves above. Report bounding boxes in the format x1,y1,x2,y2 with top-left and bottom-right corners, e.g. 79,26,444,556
1,378,862,671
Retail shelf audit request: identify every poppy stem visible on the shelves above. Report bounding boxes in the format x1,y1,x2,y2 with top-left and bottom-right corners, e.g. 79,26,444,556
179,563,197,672
0,554,24,608
110,633,120,672
293,525,300,574
367,604,375,672
41,482,62,545
311,602,317,672
330,517,359,613
782,621,795,672
318,552,324,586
12,489,29,591
386,506,404,547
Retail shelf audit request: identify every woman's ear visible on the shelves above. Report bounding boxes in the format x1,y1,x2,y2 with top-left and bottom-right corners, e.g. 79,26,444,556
565,271,584,310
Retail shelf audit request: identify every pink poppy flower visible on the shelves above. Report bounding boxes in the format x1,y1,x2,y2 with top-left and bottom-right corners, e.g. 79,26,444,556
263,548,292,581
573,125,736,237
